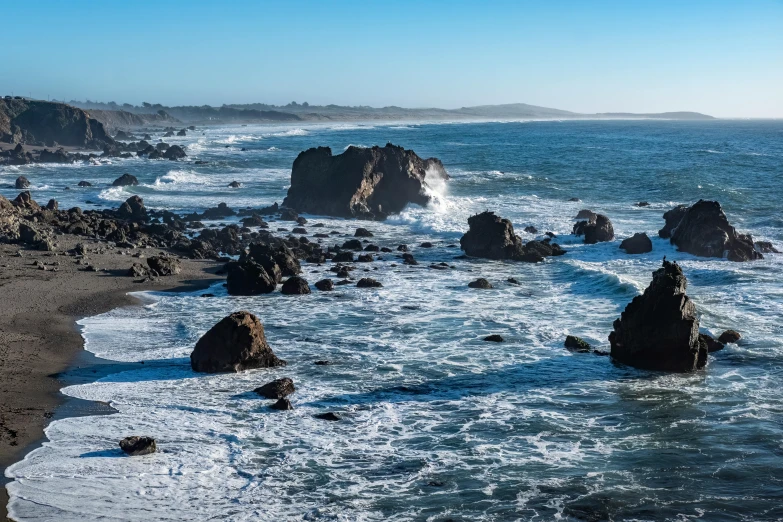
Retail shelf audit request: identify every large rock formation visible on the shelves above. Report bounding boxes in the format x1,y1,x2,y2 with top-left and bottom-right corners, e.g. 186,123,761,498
0,99,114,148
282,143,448,219
190,311,285,373
460,211,566,262
667,200,761,261
609,260,707,372
658,205,688,238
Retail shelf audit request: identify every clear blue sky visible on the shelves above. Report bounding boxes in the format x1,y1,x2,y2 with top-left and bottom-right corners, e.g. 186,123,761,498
2,0,781,117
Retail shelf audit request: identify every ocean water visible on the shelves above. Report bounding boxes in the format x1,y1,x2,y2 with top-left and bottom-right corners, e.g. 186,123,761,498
3,120,783,521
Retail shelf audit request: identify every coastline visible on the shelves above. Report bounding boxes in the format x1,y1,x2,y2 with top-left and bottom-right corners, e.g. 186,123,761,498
0,235,220,522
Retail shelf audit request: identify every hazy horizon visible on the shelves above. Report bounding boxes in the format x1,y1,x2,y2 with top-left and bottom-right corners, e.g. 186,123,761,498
2,0,781,118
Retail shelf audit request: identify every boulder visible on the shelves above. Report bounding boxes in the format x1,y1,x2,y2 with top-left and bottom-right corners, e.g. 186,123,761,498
460,211,567,262
281,276,311,295
147,254,181,276
315,278,334,291
582,214,614,244
117,195,148,222
755,241,780,254
163,144,186,160
228,181,242,188
13,191,39,210
270,398,293,410
523,226,538,234
254,378,295,399
112,173,139,187
468,278,492,289
564,335,591,353
226,259,277,295
357,278,382,288
190,311,285,372
201,202,235,219
45,199,58,211
669,200,761,261
119,436,156,456
659,205,688,238
609,260,706,372
699,333,724,353
77,180,92,187
283,143,448,219
718,330,741,344
127,263,148,278
279,208,299,221
484,334,504,342
15,176,29,189
575,209,597,220
620,233,652,254
354,227,374,237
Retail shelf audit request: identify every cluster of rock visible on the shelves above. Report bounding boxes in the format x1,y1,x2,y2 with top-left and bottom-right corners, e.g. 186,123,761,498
572,211,615,244
102,139,186,160
283,143,449,219
459,211,565,262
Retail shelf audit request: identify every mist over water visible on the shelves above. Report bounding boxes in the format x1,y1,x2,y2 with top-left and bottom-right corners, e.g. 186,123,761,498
3,120,783,521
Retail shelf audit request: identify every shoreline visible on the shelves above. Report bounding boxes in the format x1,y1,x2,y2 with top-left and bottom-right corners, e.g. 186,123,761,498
0,237,220,522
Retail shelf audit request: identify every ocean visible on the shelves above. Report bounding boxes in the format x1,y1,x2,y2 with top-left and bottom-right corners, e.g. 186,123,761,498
2,119,783,521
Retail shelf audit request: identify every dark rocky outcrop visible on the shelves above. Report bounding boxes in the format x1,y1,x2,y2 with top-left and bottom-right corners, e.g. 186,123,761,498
283,143,448,219
579,214,614,244
484,334,504,342
228,181,242,188
78,180,92,187
468,278,492,289
564,335,591,352
718,330,741,344
254,378,295,399
15,176,30,189
658,205,688,239
357,278,382,288
0,99,114,148
226,259,277,295
147,254,181,276
315,278,334,291
112,173,139,187
609,260,706,372
163,144,186,160
699,334,724,353
270,398,294,410
119,436,157,456
755,241,780,254
620,233,652,254
460,211,566,262
190,311,285,373
281,276,311,295
117,195,148,222
354,227,374,237
669,200,761,261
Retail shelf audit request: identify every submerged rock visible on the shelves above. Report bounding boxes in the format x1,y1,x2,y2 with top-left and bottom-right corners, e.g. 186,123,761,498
119,436,156,456
270,398,294,410
468,278,492,289
15,176,30,189
609,260,706,372
190,311,285,373
483,334,504,342
283,143,448,219
620,233,652,254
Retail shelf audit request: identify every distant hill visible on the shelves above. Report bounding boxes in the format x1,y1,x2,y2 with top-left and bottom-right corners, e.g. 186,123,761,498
64,99,715,125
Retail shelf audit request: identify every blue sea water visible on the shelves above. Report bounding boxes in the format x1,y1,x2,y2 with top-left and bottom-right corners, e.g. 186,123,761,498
2,120,783,521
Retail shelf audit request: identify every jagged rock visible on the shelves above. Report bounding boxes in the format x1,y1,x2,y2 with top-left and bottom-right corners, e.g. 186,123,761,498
163,144,186,160
609,260,706,372
354,227,374,237
484,334,504,342
755,241,780,254
460,211,566,262
583,215,614,244
119,436,156,456
45,199,58,211
112,173,139,187
659,205,688,238
718,330,741,344
117,195,148,222
254,378,295,399
228,181,242,188
620,233,652,254
699,334,724,353
201,202,235,219
147,254,181,275
226,259,277,295
190,311,285,373
13,191,39,210
564,335,591,352
127,262,148,277
315,279,334,291
357,278,382,288
283,143,448,219
281,276,311,295
0,99,113,148
15,176,29,189
18,223,43,244
270,398,293,410
468,278,492,289
669,200,761,261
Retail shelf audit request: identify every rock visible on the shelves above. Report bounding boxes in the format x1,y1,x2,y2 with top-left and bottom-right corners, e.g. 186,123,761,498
635,202,651,207
357,278,382,288
15,176,30,189
755,241,780,254
147,254,181,276
228,181,242,188
669,200,761,261
117,195,148,222
127,263,148,277
575,209,597,220
609,260,706,372
201,202,235,219
13,191,39,210
190,311,285,372
583,214,614,244
484,334,504,342
283,143,448,219
658,205,688,239
718,330,741,344
460,211,567,262
699,334,724,353
620,233,652,254
0,99,113,148
163,145,186,160
314,412,341,421
292,227,307,234
18,223,43,244
177,129,187,136
354,227,374,237
281,276,311,295
564,335,591,352
77,180,93,187
315,278,334,291
342,239,363,250
45,199,58,211
420,242,433,248
112,173,139,187
279,208,299,221
226,259,277,295
524,225,538,234
270,398,293,410
296,216,308,225
468,278,492,289
332,251,354,263
254,378,295,399
507,277,520,285
119,436,156,456
357,254,373,262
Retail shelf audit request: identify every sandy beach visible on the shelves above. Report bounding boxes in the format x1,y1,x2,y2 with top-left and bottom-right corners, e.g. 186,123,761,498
0,234,220,521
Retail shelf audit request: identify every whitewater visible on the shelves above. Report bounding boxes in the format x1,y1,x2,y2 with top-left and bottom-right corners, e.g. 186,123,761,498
2,119,783,521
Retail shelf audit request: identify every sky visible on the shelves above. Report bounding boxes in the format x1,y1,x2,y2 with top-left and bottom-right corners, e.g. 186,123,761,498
1,0,781,118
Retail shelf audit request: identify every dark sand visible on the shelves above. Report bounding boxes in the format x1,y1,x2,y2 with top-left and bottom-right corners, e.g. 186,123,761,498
0,234,220,521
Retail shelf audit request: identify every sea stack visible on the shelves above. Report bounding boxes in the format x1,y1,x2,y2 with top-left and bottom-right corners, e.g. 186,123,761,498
460,211,566,262
282,143,449,219
609,259,707,372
